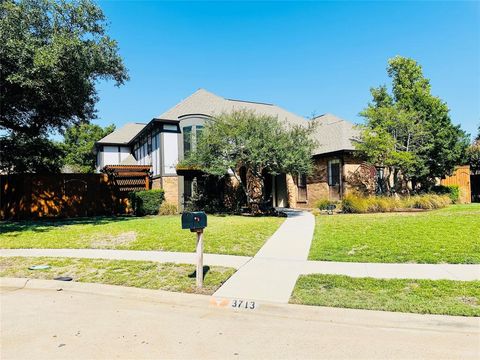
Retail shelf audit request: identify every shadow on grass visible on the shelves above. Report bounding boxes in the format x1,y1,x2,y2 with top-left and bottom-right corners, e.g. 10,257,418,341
0,216,138,237
188,266,211,280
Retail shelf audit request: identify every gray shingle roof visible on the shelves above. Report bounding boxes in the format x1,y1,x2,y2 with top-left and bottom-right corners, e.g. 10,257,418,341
156,88,308,127
311,113,360,155
97,90,359,156
97,122,146,145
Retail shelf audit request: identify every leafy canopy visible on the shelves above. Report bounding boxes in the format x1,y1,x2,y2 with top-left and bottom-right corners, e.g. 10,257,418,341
467,125,480,173
62,123,116,173
185,110,316,177
357,56,469,191
0,134,65,173
182,110,317,209
0,0,128,173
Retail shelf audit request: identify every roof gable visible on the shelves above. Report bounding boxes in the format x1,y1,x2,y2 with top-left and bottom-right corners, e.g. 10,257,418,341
97,122,146,145
156,88,307,127
311,113,360,155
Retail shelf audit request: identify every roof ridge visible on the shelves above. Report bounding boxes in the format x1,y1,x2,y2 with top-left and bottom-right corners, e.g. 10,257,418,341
156,88,223,119
226,98,274,106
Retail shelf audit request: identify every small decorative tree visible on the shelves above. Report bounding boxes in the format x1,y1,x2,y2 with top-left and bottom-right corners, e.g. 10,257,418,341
182,110,317,214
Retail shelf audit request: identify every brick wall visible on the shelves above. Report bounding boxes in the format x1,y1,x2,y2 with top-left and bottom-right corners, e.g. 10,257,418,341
288,152,374,209
152,176,179,208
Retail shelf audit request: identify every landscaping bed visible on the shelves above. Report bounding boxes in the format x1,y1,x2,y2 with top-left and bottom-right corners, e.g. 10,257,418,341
309,204,480,264
0,257,235,295
290,274,480,316
0,215,284,256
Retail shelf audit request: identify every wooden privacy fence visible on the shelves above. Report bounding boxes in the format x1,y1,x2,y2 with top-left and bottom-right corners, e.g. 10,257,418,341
440,165,471,204
0,167,151,220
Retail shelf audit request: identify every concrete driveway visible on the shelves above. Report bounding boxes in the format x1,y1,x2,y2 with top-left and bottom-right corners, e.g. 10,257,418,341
1,278,478,360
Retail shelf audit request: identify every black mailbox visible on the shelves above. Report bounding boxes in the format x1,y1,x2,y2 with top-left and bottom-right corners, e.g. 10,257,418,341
181,211,207,230
326,204,336,215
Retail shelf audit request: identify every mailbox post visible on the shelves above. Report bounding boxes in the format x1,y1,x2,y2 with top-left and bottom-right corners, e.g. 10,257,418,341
181,212,207,288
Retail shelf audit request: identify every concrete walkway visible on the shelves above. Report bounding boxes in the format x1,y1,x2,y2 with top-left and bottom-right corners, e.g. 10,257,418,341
2,278,479,360
301,260,480,281
0,248,251,269
213,209,315,303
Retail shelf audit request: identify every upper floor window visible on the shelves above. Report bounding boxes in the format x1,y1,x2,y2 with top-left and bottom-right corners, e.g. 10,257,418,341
196,125,204,144
183,126,192,156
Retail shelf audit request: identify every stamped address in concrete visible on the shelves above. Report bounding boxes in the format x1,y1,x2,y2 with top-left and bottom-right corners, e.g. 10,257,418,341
210,297,259,310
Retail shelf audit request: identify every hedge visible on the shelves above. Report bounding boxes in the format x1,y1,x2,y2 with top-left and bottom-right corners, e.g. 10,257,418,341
431,185,460,203
341,193,451,214
129,189,165,216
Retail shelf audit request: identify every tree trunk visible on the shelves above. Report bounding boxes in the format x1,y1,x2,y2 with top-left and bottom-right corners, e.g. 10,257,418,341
246,168,264,215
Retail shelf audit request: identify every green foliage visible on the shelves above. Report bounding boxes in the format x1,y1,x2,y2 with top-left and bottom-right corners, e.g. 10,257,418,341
61,123,115,173
467,126,480,173
341,194,371,213
0,133,65,173
184,110,317,212
315,198,339,210
183,175,245,214
431,185,460,203
341,193,450,213
0,0,128,173
158,202,178,216
129,190,165,216
357,56,469,192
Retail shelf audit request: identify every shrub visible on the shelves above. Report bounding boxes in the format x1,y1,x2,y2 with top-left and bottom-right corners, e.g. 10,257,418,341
408,194,451,210
129,189,165,216
311,208,321,216
341,193,450,213
315,198,339,210
341,194,370,213
431,185,460,203
158,202,177,215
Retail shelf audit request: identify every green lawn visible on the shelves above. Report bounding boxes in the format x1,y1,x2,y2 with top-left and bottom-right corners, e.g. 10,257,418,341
309,204,480,264
291,274,480,316
0,257,235,295
0,215,284,256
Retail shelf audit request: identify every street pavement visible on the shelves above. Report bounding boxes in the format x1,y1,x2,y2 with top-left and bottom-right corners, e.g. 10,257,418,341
1,278,479,360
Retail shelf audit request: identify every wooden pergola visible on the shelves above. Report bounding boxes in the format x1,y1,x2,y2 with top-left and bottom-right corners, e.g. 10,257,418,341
102,165,152,192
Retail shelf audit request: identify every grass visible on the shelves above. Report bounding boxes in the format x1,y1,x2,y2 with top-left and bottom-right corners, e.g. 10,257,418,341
0,215,284,256
290,274,480,316
0,257,236,295
309,204,480,264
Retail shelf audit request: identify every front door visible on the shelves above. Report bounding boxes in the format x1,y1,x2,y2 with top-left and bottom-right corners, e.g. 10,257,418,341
274,174,288,208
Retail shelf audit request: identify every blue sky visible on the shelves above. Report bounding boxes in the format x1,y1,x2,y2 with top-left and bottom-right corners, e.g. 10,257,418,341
95,0,480,138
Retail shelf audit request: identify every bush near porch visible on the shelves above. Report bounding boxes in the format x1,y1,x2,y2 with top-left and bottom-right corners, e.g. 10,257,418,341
309,204,480,264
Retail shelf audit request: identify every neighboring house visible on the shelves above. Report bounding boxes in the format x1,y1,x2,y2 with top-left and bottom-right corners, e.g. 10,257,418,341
96,88,368,209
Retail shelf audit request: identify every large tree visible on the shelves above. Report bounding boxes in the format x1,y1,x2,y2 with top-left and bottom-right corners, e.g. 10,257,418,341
61,123,115,173
357,56,469,193
467,125,480,174
0,0,128,173
183,110,317,213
